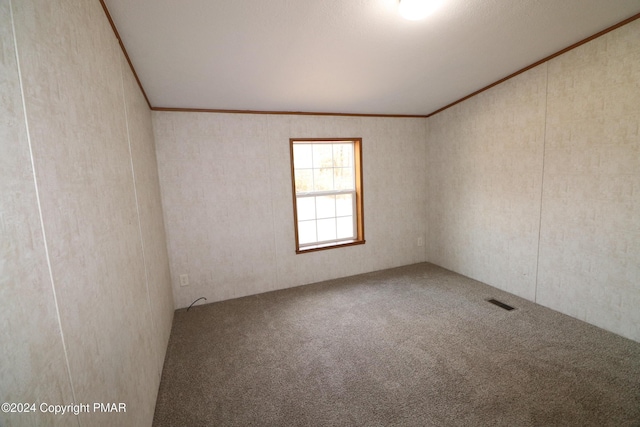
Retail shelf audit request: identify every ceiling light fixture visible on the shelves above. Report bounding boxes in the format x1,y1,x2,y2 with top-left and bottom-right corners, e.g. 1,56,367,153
398,0,443,20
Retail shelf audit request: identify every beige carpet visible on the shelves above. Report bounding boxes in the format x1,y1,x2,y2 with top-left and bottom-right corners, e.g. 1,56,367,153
153,263,640,426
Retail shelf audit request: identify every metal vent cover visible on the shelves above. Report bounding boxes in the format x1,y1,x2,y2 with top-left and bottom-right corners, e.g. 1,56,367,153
487,298,515,311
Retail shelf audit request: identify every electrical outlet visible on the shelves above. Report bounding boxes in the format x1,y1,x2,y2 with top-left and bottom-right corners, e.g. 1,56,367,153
417,237,424,247
180,274,189,287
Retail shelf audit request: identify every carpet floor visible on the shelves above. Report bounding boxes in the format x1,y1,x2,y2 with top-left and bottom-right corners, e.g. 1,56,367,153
153,263,640,426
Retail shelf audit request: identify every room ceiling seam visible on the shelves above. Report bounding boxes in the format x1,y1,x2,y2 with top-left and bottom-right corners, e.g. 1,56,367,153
99,0,152,109
425,12,640,118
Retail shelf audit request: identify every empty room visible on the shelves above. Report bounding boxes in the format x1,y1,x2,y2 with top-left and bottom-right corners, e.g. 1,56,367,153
1,0,639,426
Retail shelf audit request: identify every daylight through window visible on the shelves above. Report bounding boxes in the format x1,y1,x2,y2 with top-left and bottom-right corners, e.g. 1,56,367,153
290,138,364,253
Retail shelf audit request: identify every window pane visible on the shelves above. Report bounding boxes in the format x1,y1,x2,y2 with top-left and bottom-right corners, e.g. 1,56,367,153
295,169,313,192
291,138,363,252
336,216,354,239
316,195,336,219
317,218,336,242
334,167,354,190
312,144,333,168
313,168,334,191
336,194,353,216
293,144,313,169
298,220,316,245
296,197,316,221
333,143,353,167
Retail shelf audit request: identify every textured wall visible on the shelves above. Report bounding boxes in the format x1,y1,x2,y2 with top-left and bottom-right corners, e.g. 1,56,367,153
2,0,173,426
121,53,174,376
538,20,640,341
154,113,427,308
0,0,74,425
426,20,639,342
426,66,547,301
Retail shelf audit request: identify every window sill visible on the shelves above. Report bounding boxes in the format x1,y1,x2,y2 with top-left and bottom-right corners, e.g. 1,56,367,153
296,239,365,254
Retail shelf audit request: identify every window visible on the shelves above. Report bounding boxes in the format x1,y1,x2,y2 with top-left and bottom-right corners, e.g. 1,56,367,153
290,138,365,253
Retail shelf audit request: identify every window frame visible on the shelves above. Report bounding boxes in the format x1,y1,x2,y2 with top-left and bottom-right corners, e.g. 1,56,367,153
289,138,365,254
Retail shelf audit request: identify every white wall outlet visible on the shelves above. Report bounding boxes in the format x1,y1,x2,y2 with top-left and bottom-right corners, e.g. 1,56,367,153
179,274,189,287
417,237,424,247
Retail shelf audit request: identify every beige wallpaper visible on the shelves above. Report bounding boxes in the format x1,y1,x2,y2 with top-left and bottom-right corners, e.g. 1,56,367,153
538,19,640,341
426,19,639,342
0,0,74,425
121,53,174,377
3,0,174,426
426,65,547,301
153,113,427,308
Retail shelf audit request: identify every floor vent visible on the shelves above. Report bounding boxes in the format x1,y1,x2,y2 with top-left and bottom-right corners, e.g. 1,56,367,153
487,298,515,311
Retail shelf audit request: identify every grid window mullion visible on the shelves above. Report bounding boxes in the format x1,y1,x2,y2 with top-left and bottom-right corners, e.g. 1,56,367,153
292,139,361,251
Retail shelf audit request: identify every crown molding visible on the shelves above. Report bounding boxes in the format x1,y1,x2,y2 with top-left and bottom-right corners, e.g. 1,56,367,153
426,12,640,117
99,0,152,109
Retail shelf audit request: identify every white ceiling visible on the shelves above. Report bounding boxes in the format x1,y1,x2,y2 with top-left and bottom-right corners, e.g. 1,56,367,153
103,0,640,116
